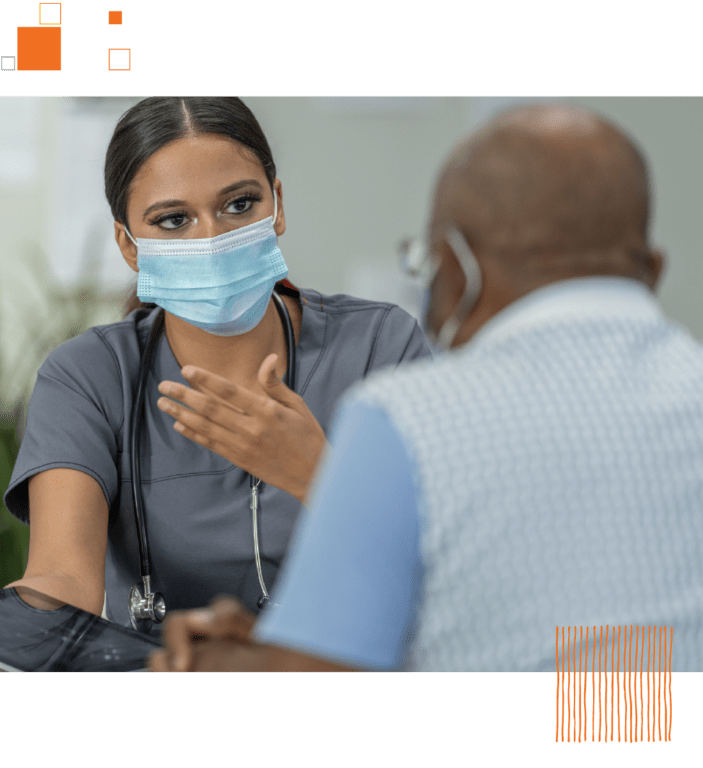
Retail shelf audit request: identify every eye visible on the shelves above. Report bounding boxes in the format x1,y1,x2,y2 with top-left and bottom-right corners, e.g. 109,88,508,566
149,213,186,229
149,193,263,231
225,193,263,215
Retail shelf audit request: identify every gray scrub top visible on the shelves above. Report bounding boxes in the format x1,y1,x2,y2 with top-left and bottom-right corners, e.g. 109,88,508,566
4,285,432,633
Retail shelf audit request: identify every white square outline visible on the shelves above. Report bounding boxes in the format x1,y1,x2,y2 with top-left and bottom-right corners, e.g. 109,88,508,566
109,48,131,71
1,56,16,71
39,3,62,25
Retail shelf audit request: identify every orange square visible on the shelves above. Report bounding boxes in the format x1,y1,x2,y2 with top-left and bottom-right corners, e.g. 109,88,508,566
39,2,61,27
18,27,61,70
109,11,122,24
107,48,132,72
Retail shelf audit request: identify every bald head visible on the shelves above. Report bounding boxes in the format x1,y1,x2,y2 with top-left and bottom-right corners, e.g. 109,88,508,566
434,104,651,275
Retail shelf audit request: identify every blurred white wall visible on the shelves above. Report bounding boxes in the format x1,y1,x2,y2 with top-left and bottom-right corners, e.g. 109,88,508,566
1,97,703,400
572,98,703,342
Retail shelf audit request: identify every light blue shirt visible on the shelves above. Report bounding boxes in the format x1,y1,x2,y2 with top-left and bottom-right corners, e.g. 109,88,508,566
255,278,703,670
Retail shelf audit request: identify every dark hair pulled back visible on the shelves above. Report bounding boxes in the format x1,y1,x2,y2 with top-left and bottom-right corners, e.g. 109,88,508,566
104,97,277,316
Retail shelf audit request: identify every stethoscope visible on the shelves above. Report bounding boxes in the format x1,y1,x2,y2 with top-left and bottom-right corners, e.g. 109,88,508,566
128,288,296,632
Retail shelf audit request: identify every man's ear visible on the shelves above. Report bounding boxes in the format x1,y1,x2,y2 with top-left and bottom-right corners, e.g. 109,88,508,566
645,247,666,291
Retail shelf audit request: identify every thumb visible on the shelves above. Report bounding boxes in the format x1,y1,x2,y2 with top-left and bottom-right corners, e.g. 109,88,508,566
207,596,257,642
259,353,279,386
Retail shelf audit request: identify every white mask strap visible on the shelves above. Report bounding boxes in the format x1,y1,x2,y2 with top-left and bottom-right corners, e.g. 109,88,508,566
124,225,138,249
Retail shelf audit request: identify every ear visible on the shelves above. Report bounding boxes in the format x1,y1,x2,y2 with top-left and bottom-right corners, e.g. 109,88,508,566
273,178,286,237
645,247,666,291
114,220,139,273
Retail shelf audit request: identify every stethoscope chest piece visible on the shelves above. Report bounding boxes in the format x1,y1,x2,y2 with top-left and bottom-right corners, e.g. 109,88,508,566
128,578,166,633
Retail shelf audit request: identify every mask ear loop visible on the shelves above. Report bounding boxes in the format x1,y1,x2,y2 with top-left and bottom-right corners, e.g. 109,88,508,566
124,223,139,249
435,227,483,350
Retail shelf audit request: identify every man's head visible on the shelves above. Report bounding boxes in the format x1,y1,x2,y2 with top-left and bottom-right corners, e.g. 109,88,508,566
426,103,665,348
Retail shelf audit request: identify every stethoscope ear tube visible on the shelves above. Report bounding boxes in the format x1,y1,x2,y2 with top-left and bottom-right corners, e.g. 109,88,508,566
249,291,296,610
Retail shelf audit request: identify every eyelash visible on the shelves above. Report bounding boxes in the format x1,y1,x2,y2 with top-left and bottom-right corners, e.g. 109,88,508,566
148,192,264,228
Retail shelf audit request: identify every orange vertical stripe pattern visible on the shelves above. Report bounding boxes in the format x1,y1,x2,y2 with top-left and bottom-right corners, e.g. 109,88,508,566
555,625,672,743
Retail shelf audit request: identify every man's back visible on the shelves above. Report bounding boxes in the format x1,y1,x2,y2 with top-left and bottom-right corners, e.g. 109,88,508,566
357,277,703,670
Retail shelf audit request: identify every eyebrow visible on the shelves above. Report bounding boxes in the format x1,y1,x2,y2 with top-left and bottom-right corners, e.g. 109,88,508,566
141,179,265,220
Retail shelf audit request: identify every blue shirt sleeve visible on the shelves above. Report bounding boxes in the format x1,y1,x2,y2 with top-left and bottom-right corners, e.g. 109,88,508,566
253,399,423,670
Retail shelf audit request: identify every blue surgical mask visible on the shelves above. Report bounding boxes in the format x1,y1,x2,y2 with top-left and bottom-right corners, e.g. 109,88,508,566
423,226,483,352
125,196,288,336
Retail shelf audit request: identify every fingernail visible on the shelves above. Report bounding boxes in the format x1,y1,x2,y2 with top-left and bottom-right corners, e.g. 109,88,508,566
182,366,195,378
191,609,214,624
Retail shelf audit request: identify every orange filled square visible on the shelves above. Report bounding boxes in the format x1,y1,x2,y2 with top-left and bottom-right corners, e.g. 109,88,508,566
109,11,122,24
18,27,61,70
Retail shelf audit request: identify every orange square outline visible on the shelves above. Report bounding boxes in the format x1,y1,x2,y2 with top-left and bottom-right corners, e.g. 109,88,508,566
39,3,62,25
108,48,131,71
109,11,123,25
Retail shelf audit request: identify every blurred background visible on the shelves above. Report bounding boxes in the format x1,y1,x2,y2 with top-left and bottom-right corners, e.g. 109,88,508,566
2,96,703,585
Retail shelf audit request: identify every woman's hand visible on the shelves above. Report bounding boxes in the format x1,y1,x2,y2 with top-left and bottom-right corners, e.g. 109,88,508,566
156,354,328,504
148,595,257,672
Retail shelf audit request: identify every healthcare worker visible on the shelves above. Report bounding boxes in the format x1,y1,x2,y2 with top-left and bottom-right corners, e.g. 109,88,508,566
150,103,703,672
1,97,432,636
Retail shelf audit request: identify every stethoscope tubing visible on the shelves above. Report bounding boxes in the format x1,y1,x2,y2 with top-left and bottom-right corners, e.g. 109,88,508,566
131,287,296,610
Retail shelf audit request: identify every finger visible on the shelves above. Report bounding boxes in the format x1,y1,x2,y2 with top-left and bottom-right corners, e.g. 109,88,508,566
258,353,299,407
161,609,215,672
158,388,258,451
156,394,216,437
161,604,254,673
158,379,248,420
210,594,248,613
148,649,172,672
181,366,265,413
156,381,228,413
207,595,257,640
169,413,250,462
176,596,254,645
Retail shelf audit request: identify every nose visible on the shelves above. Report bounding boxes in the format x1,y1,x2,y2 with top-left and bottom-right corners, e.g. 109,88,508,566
194,215,234,240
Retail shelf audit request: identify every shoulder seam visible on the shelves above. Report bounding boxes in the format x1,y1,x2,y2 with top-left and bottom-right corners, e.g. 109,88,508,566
364,305,393,376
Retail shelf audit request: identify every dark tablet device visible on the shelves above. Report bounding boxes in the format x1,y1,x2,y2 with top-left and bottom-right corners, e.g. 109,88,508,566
0,587,161,671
